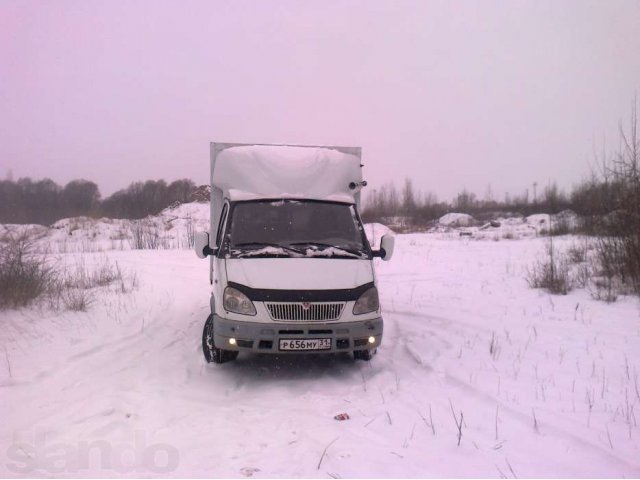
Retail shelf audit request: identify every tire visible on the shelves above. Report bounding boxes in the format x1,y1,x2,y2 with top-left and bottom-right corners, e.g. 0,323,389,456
354,348,376,361
202,314,239,364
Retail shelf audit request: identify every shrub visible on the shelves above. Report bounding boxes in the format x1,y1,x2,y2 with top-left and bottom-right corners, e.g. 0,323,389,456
590,276,618,303
526,240,572,295
129,220,172,249
62,289,93,311
567,242,588,264
594,234,640,296
0,234,55,308
130,221,159,249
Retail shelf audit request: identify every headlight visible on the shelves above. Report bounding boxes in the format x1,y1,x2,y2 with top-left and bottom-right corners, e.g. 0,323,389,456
223,287,256,316
353,287,379,315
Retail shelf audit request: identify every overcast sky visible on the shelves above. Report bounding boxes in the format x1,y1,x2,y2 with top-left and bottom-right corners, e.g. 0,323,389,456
1,0,639,202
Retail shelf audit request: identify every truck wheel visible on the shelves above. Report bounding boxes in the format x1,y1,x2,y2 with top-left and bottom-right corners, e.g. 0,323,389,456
202,314,238,364
354,349,376,361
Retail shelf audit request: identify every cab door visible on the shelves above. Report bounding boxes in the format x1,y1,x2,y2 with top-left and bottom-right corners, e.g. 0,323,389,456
211,201,230,313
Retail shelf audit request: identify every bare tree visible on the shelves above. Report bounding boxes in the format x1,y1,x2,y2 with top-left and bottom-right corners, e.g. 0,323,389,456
572,98,640,297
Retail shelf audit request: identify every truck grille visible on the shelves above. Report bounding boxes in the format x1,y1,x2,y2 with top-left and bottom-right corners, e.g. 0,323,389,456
266,302,345,322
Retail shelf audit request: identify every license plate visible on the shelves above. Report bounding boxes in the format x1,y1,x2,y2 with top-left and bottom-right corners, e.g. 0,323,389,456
279,338,331,351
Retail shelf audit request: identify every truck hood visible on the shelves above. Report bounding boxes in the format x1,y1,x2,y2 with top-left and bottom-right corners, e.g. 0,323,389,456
224,258,374,290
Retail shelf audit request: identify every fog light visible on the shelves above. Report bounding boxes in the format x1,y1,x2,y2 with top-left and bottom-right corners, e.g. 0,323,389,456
368,336,376,344
229,338,237,346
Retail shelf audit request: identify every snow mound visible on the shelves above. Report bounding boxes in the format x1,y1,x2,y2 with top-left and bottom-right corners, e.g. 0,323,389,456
439,212,475,227
160,202,209,221
525,213,551,227
499,216,526,226
553,209,580,229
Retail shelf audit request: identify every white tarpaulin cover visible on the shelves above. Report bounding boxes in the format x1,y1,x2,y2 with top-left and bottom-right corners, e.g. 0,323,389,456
213,145,362,203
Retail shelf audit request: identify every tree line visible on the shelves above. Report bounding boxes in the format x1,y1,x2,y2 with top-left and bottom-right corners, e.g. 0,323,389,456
0,178,198,225
0,173,626,229
361,178,574,227
362,175,636,235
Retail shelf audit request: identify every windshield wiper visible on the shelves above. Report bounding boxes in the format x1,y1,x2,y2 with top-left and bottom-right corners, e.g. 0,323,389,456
232,242,304,256
289,242,366,257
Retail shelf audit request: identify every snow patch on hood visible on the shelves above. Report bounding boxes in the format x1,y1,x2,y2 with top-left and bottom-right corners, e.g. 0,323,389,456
302,246,365,259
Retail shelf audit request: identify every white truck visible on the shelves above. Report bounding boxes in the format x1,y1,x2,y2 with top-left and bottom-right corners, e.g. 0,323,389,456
194,143,394,363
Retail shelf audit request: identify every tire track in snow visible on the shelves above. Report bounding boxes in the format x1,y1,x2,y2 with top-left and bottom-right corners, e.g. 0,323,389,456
384,309,456,369
390,307,496,337
443,371,640,475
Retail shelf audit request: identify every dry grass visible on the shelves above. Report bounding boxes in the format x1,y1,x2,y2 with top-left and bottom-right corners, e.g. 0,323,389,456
0,233,136,311
130,220,172,250
61,289,94,311
526,240,572,295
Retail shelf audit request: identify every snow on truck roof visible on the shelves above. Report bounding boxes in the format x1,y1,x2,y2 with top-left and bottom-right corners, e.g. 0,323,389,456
212,144,363,203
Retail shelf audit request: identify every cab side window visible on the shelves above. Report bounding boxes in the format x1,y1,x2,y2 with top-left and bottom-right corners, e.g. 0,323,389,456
216,203,228,249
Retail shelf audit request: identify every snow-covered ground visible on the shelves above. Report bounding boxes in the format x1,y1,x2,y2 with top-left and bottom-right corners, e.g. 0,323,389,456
1,210,640,477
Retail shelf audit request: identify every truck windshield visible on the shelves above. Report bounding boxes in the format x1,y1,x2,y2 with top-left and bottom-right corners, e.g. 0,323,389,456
226,200,369,259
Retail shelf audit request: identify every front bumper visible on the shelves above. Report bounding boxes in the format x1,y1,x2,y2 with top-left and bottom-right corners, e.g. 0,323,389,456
212,314,383,353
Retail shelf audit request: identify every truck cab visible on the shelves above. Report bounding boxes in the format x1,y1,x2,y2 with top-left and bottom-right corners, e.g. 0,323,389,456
195,143,394,363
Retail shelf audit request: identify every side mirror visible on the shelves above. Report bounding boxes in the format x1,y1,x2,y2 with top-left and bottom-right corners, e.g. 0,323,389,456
374,234,395,261
194,232,216,258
